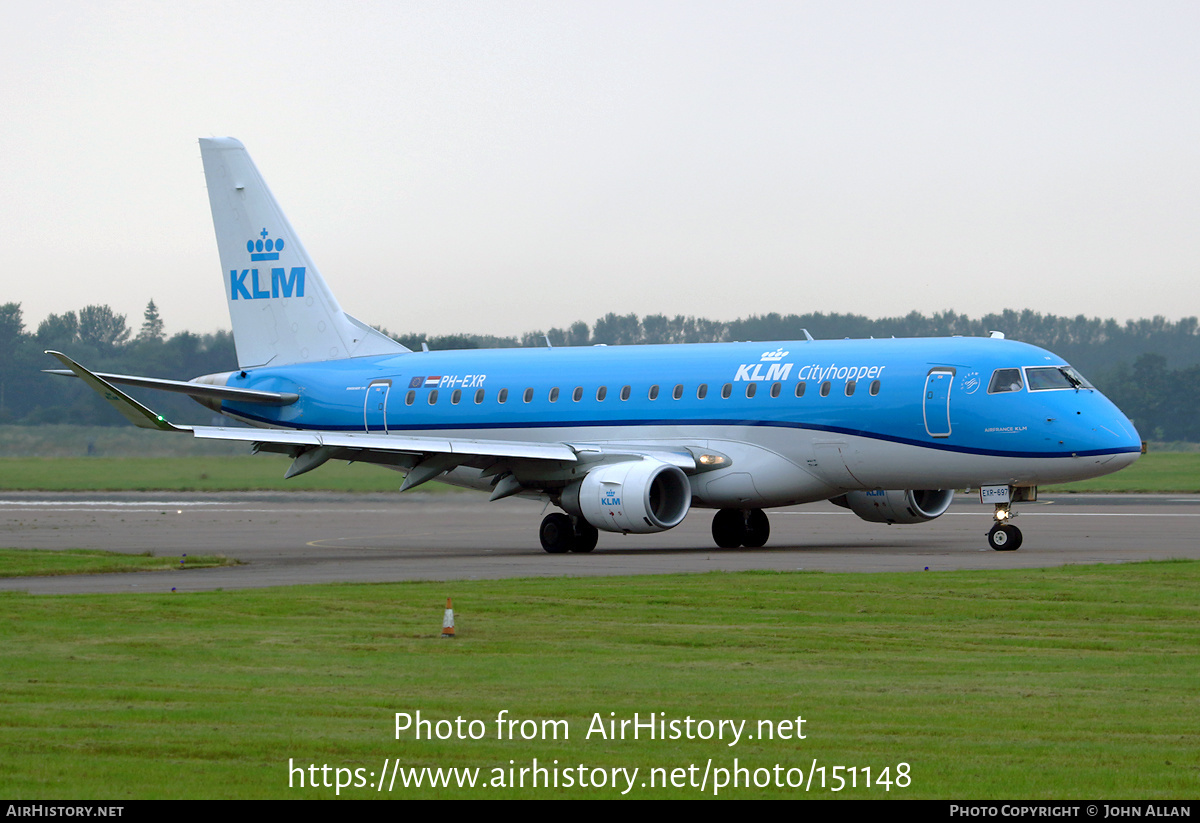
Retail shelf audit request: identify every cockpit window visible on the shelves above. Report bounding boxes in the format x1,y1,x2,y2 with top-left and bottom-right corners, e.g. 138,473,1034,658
1025,366,1094,391
988,368,1023,393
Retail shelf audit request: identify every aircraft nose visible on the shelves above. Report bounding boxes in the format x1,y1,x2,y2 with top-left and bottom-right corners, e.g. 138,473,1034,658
1105,449,1141,473
1057,400,1141,478
1060,394,1141,457
1094,401,1142,457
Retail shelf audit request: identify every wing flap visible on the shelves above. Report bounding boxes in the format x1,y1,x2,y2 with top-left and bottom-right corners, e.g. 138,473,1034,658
190,426,579,462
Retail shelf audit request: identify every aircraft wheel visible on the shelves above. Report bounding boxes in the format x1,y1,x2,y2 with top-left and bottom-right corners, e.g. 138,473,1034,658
988,523,1022,551
712,509,745,549
571,519,599,553
743,509,771,548
540,513,575,554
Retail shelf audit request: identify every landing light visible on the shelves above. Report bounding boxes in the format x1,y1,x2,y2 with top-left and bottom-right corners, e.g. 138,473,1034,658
698,454,727,467
685,447,733,472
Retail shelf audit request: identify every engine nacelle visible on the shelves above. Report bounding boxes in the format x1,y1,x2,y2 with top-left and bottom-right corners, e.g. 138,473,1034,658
561,459,691,534
831,489,954,524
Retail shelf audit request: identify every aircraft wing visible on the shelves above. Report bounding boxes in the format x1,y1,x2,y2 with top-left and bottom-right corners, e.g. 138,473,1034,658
47,351,700,496
45,351,190,433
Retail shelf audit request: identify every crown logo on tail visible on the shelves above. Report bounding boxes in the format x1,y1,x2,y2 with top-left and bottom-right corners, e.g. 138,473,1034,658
247,228,285,261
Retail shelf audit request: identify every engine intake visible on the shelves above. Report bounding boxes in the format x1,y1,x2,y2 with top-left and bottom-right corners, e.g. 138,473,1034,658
562,459,691,533
831,489,954,524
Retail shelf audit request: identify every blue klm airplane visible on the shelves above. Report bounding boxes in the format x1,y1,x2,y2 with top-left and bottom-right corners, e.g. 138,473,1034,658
49,138,1143,553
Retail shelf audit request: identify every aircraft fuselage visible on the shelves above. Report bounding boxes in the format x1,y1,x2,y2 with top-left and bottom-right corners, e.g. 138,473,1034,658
213,336,1141,508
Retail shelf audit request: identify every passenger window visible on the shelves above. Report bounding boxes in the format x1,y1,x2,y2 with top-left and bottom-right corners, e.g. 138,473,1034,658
721,383,732,399
845,380,856,397
406,390,415,406
672,384,684,400
428,390,439,404
596,386,607,401
795,382,806,398
549,387,559,402
820,381,831,397
697,384,708,399
745,383,757,398
649,385,660,400
474,389,485,404
988,368,1023,393
620,385,631,401
770,382,781,398
498,388,508,404
451,389,461,404
523,388,534,403
572,387,583,402
869,380,880,396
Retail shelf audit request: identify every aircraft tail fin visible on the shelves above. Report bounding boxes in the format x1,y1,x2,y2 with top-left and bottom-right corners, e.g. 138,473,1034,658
199,137,409,369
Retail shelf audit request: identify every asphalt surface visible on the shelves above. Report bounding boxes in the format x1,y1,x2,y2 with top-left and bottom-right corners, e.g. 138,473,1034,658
1,491,1197,593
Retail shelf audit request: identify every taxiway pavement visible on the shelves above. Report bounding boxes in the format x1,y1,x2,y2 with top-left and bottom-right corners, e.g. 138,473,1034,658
1,492,1196,594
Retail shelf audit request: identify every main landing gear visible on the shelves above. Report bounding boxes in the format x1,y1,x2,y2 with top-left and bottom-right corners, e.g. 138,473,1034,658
539,513,599,554
987,502,1022,551
711,508,771,549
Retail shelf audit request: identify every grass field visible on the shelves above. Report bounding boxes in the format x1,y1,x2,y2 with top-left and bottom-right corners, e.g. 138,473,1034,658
1041,452,1200,493
1,562,1197,799
0,425,248,458
2,425,1196,493
0,549,238,577
0,455,425,492
1,450,1195,493
2,432,1194,798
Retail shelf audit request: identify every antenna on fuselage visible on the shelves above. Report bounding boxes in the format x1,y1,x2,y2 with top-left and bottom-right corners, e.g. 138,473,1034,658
421,342,430,352
989,331,1006,339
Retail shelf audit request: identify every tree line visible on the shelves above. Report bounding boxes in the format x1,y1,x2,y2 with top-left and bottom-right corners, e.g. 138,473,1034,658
0,301,236,427
2,301,1197,440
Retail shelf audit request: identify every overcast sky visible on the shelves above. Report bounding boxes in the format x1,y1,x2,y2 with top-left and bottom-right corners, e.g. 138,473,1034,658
2,1,1198,339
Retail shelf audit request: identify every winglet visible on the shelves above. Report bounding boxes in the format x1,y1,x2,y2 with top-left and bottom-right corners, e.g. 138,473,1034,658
45,351,190,432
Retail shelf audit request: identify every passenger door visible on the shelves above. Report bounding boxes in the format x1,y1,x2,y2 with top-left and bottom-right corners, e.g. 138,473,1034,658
364,380,392,433
923,369,954,438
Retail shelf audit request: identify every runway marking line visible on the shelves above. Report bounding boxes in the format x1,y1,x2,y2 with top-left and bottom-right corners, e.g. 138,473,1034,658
776,511,1200,517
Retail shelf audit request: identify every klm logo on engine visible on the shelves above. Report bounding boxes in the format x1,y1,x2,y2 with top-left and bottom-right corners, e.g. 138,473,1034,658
230,228,305,300
601,489,621,507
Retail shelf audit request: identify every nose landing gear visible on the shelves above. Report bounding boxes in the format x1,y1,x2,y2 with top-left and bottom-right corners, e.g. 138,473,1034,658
987,503,1022,551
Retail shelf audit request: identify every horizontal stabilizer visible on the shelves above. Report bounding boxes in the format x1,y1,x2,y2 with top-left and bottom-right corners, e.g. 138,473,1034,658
44,369,298,405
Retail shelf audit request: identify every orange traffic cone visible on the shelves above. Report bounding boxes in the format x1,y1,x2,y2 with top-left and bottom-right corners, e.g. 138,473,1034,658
441,597,455,638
